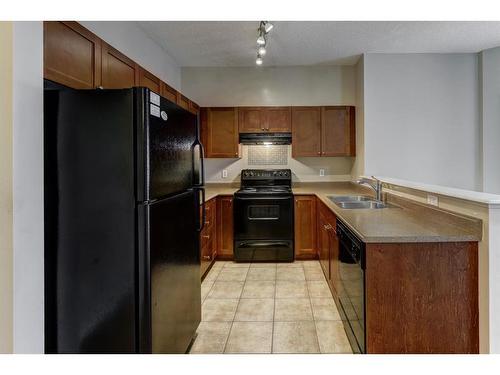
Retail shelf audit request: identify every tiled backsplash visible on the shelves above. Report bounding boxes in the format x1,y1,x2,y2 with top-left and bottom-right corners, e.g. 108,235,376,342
248,145,288,165
204,145,354,182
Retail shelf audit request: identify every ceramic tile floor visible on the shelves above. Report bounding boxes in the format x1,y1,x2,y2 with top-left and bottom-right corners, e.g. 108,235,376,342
189,260,353,354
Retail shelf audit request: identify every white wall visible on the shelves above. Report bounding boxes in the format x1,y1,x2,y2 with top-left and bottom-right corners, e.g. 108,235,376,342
351,56,365,179
182,66,357,182
0,21,14,354
81,21,181,90
181,66,356,106
363,53,481,191
480,47,500,194
12,21,44,353
204,146,353,183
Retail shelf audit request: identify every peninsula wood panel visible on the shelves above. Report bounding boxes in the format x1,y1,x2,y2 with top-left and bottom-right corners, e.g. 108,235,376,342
101,42,138,89
217,196,234,259
291,107,322,157
294,195,317,259
201,108,239,158
44,21,101,89
365,241,479,354
321,106,356,156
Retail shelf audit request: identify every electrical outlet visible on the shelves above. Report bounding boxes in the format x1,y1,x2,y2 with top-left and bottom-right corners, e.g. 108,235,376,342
222,169,228,178
319,169,325,177
427,194,439,207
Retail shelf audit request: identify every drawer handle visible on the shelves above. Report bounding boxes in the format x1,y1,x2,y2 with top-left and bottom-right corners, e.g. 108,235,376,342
205,221,210,225
202,235,210,239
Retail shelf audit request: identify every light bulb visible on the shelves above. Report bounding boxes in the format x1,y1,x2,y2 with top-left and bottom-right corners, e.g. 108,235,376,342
258,46,266,56
256,56,263,65
264,22,274,33
256,35,266,45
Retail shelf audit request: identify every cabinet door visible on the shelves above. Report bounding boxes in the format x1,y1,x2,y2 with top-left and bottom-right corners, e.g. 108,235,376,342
292,107,321,157
101,42,138,89
264,107,292,133
176,92,190,111
201,108,239,158
321,106,356,156
217,196,234,258
160,82,177,103
139,67,161,94
44,21,101,89
200,199,216,277
329,222,340,294
189,101,200,115
294,195,317,259
318,210,331,279
238,107,265,133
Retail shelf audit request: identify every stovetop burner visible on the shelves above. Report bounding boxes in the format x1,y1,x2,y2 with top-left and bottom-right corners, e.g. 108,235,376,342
236,169,293,197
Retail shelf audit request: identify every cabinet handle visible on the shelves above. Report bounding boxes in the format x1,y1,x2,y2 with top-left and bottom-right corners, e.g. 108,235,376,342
317,151,321,155
203,255,211,260
205,221,210,225
261,127,265,131
202,235,210,239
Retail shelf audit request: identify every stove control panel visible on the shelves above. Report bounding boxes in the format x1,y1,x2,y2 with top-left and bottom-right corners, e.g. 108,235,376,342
241,169,292,180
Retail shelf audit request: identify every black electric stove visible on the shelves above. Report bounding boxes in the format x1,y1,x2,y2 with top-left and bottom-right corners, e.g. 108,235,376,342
233,169,294,262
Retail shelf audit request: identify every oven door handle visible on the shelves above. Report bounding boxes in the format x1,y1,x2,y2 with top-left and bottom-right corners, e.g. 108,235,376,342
238,241,291,248
234,196,292,201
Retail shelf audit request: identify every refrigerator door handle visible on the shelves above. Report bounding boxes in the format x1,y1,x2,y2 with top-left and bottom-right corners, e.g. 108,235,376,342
192,140,205,187
194,187,206,232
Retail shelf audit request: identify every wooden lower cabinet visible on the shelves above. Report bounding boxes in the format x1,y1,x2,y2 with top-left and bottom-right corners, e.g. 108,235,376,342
294,195,317,259
217,196,234,259
200,198,217,278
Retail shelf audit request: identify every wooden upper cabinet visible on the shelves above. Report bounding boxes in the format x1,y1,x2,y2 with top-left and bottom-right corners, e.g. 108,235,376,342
101,42,138,89
44,21,101,89
239,107,291,133
201,108,239,158
294,195,317,259
264,107,291,132
138,67,161,94
189,100,200,115
291,107,322,157
321,106,356,156
217,196,234,258
176,92,190,111
160,82,177,103
239,107,264,133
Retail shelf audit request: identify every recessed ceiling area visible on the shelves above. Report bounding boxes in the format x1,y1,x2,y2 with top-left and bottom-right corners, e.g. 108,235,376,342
137,21,500,67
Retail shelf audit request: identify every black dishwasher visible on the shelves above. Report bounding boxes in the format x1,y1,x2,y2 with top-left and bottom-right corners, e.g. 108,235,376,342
336,220,365,354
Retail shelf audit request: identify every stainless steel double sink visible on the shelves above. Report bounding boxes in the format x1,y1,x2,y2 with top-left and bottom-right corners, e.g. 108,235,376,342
327,195,393,209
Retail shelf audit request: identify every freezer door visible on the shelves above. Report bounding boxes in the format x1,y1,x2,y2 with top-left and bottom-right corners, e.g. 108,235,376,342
141,190,201,353
140,90,199,201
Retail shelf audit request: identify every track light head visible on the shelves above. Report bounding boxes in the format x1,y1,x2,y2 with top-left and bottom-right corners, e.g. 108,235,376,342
264,22,274,33
258,46,266,56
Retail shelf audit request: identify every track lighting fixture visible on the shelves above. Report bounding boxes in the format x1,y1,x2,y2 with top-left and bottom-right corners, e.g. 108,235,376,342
255,21,274,65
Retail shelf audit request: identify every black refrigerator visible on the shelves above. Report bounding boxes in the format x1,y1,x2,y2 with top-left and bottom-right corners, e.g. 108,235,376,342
44,84,205,353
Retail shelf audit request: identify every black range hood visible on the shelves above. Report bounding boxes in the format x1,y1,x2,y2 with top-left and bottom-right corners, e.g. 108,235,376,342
239,132,292,145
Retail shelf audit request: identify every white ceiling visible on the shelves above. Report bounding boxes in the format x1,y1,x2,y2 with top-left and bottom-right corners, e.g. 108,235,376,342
137,21,500,67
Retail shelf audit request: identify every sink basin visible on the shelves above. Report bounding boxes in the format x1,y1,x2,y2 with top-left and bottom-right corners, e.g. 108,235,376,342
334,201,391,209
329,195,373,203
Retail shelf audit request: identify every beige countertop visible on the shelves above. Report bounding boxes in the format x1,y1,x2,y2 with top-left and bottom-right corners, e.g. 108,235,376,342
204,182,482,243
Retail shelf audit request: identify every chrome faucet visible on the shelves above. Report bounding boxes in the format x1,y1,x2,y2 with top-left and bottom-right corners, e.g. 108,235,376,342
356,176,383,201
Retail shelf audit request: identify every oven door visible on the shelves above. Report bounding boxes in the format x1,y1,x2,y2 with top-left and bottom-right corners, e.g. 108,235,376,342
233,195,294,241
